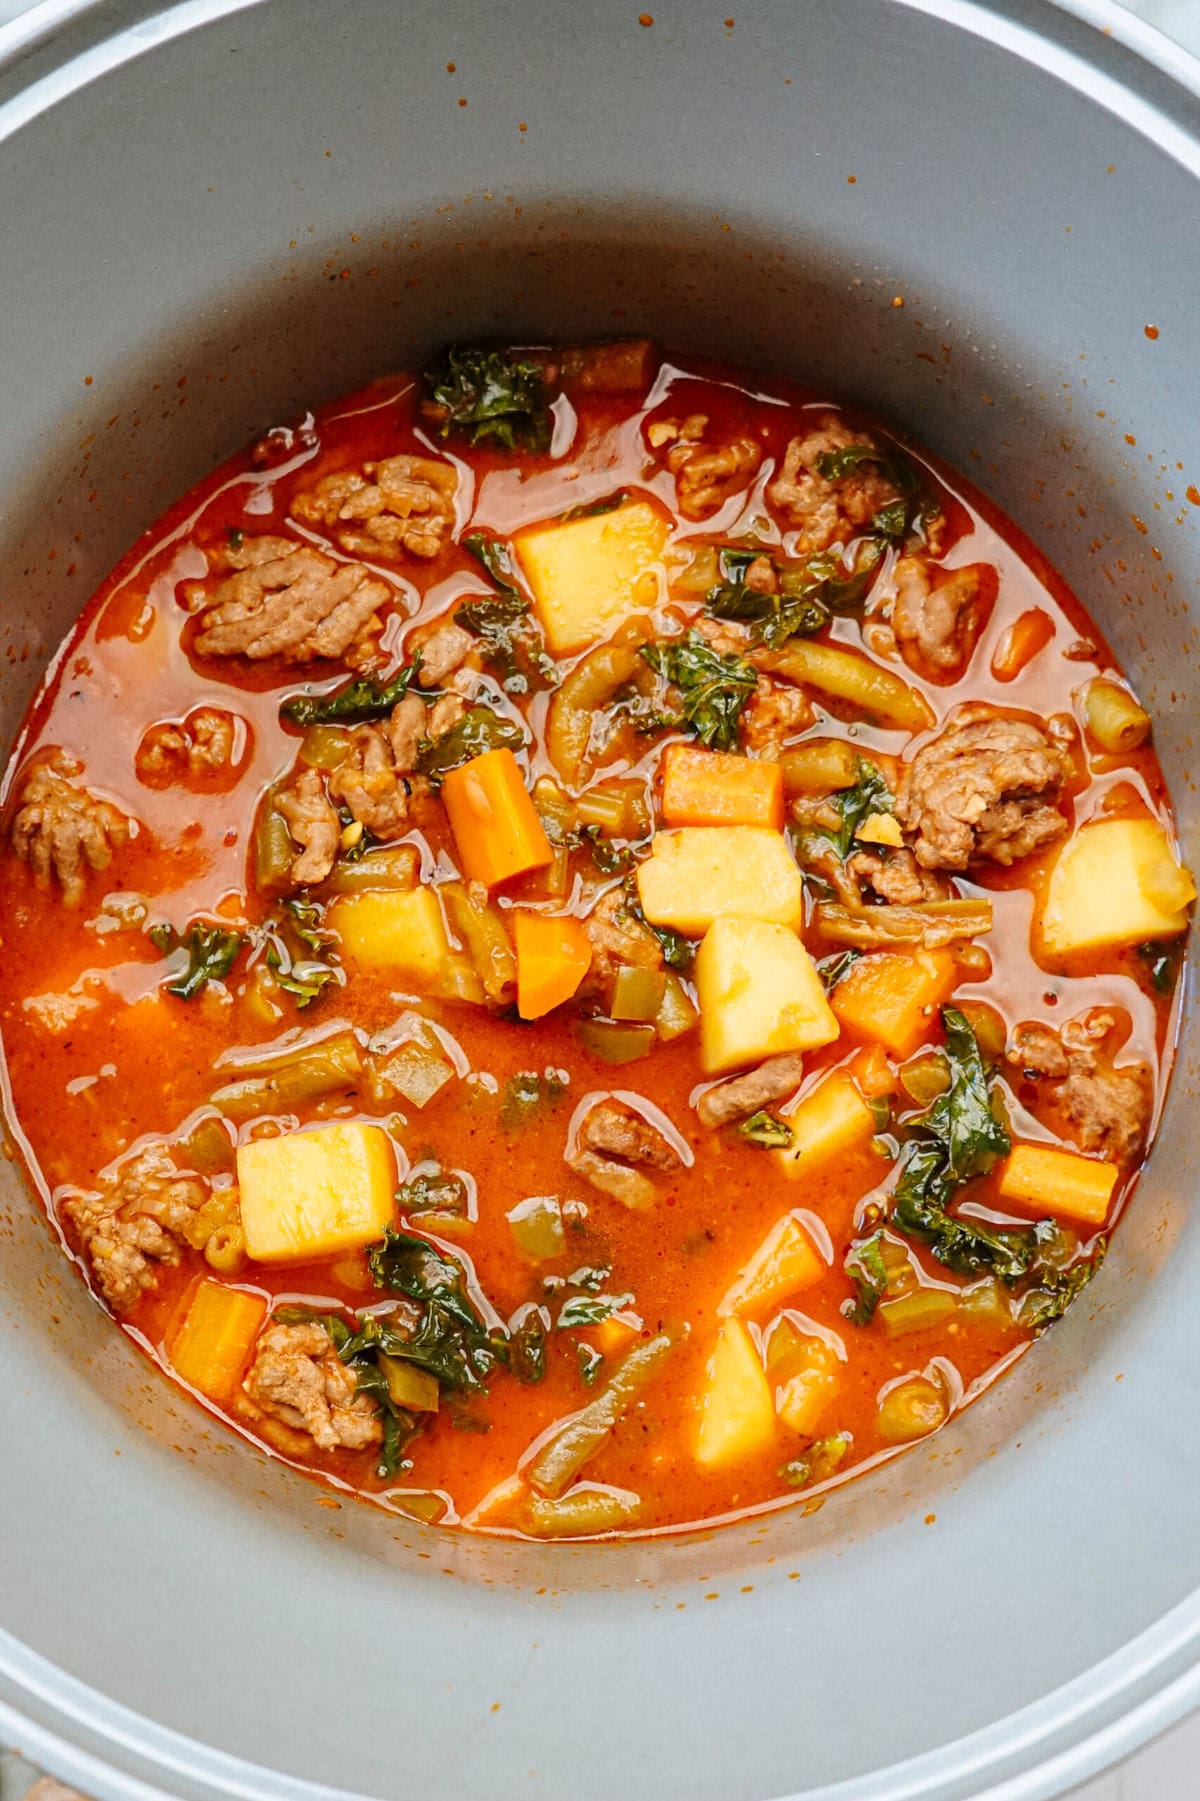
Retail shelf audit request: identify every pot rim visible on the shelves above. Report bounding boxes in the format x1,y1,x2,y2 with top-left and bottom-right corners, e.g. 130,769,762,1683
0,1,1198,1798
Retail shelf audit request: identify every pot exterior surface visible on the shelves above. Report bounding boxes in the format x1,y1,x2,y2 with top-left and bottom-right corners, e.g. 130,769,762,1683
0,3,1198,1799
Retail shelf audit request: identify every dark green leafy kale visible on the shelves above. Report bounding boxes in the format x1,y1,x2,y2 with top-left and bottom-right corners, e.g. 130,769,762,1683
780,1432,852,1490
739,1110,792,1149
814,441,939,542
509,1306,549,1383
1017,1242,1107,1330
793,756,895,865
892,1141,1047,1283
623,888,694,971
423,346,552,451
576,1342,604,1387
707,549,829,649
368,1227,506,1392
562,489,629,522
151,922,245,999
396,1168,470,1216
922,1007,1012,1182
273,1306,419,1480
580,824,642,876
281,664,418,728
459,532,555,694
500,1068,568,1131
639,631,758,752
415,704,526,782
1137,940,1178,994
563,1263,613,1293
263,897,339,1008
844,1230,889,1325
556,1291,634,1329
817,948,861,991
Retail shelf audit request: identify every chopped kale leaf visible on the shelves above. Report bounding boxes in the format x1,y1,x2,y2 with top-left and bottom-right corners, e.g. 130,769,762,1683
639,631,758,752
281,664,419,728
423,346,552,451
415,705,526,782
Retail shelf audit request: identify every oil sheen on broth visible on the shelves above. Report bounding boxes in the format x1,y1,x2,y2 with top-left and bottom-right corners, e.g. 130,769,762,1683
0,342,1190,1540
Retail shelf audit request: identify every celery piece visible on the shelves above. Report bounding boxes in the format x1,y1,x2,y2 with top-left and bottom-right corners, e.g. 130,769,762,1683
654,971,698,1042
878,1286,957,1338
608,965,667,1023
876,1375,947,1443
319,845,420,894
576,1019,656,1065
299,725,354,771
506,1194,566,1262
255,802,295,895
526,1334,672,1498
378,1353,440,1413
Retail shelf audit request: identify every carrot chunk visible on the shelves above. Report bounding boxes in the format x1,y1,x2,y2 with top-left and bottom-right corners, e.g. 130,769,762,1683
830,948,957,1059
990,607,1055,682
997,1143,1118,1226
660,743,785,830
513,910,593,1019
169,1280,267,1403
442,747,554,889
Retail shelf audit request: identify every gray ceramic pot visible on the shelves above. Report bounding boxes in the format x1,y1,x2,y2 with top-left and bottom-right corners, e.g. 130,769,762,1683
0,2,1198,1797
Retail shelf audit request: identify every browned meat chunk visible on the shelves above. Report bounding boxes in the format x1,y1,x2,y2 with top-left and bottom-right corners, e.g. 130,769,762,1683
61,1146,234,1314
896,713,1068,871
293,455,457,562
697,1054,806,1128
242,1321,381,1452
388,692,427,771
767,414,940,554
739,676,815,754
328,723,411,837
411,617,476,686
565,1147,658,1211
193,535,388,665
583,890,664,992
891,557,996,678
276,767,341,886
581,1101,681,1170
847,847,952,906
10,751,131,907
1006,1012,1150,1161
136,707,242,786
426,693,465,740
656,414,763,520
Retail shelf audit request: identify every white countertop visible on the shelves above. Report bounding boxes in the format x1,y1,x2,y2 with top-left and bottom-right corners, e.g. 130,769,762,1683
0,2,1197,1799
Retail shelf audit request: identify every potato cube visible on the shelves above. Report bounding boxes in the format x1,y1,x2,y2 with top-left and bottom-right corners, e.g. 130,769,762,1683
695,915,839,1074
238,1122,397,1263
717,1212,827,1317
997,1142,1118,1226
773,1070,876,1179
693,1317,775,1470
1041,817,1195,956
637,827,804,934
330,887,457,988
516,499,669,655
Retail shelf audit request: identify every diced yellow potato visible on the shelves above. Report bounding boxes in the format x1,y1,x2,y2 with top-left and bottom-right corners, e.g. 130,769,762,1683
695,915,839,1074
637,827,803,933
238,1122,397,1263
997,1142,1117,1226
693,1317,775,1469
331,887,481,998
773,1070,875,1179
1041,817,1195,956
766,1323,841,1436
718,1212,827,1317
516,498,669,655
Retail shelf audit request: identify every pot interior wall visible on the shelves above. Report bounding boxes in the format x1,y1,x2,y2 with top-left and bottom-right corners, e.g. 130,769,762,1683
0,4,1198,1800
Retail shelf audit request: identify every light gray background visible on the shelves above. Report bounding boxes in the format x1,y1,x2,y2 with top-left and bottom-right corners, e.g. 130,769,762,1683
0,1,1196,1799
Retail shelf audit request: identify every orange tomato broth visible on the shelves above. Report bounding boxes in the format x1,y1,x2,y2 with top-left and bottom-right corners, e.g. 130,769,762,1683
0,347,1183,1538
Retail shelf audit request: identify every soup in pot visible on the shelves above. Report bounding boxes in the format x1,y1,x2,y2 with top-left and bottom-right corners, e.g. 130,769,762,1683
0,341,1189,1537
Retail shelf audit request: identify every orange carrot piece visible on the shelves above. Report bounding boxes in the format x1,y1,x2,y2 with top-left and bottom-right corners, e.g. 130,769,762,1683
660,743,786,830
990,607,1055,683
169,1280,267,1403
442,748,554,889
513,911,593,1019
848,1042,897,1097
831,948,957,1059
